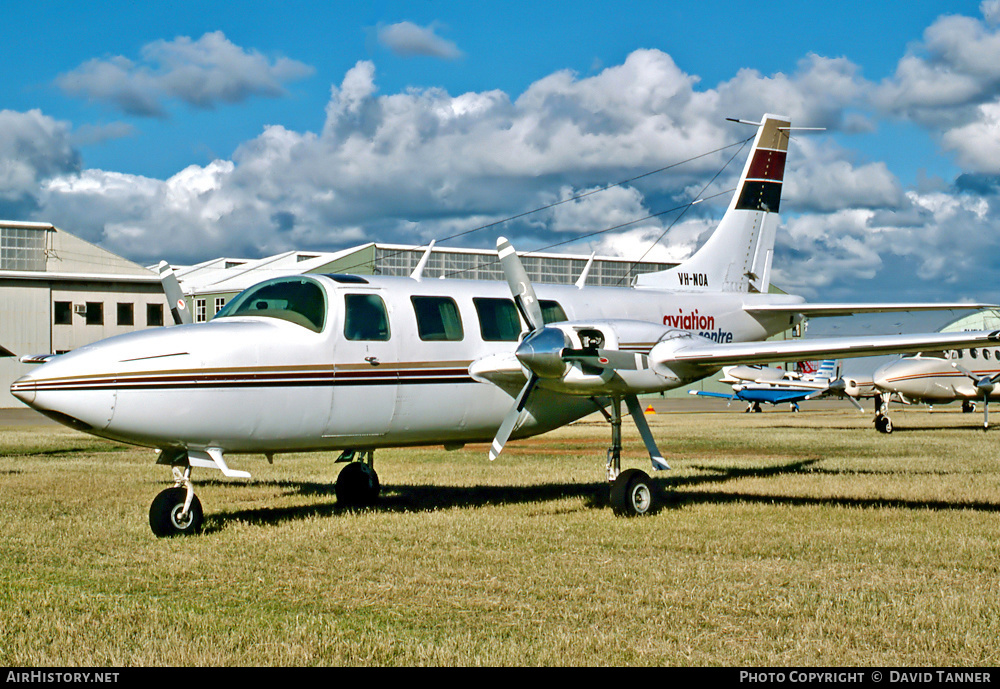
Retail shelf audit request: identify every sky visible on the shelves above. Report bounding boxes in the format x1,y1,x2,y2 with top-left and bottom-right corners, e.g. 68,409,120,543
3,0,1000,304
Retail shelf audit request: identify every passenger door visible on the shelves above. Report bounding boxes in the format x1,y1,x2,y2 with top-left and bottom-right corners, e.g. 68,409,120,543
326,290,399,440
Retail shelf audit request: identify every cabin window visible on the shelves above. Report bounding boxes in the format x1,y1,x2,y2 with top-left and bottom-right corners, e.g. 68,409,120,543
986,349,992,360
971,348,979,359
540,300,567,324
474,298,521,341
344,294,390,341
215,277,327,332
412,296,463,341
957,350,963,359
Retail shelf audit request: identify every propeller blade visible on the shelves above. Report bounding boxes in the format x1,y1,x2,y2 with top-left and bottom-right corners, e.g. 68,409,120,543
158,261,191,325
497,237,544,332
489,375,538,461
624,395,670,471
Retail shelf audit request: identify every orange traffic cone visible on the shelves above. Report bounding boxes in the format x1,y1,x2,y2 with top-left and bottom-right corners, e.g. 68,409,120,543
644,405,655,415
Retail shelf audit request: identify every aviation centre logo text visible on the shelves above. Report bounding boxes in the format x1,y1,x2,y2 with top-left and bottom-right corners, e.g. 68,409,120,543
662,309,733,343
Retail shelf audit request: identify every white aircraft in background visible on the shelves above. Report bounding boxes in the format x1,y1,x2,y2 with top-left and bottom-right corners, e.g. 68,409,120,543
871,347,1000,433
11,113,1000,537
690,360,872,412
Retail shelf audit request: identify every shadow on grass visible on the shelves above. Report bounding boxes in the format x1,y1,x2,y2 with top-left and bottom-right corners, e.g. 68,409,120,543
184,456,1000,534
197,480,611,534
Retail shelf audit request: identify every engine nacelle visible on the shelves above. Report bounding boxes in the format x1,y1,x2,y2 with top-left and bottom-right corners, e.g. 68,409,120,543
526,320,689,395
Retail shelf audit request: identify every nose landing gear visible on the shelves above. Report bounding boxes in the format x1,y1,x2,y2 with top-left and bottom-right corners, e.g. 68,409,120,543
149,467,204,537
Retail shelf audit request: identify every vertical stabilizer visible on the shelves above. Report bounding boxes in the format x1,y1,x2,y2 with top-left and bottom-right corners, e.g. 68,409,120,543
634,114,790,293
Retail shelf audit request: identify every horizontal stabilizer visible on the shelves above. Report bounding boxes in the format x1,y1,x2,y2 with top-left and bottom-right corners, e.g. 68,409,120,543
19,353,58,365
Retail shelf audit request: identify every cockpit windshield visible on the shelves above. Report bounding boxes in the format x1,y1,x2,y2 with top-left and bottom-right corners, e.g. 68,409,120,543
213,277,327,332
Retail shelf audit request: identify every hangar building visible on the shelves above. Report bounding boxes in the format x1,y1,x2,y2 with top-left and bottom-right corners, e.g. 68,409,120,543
173,242,676,323
0,221,169,408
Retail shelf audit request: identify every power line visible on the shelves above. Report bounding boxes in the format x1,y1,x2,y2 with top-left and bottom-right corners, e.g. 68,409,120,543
326,136,754,277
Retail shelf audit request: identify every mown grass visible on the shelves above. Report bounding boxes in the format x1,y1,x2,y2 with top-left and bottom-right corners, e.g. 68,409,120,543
1,404,999,666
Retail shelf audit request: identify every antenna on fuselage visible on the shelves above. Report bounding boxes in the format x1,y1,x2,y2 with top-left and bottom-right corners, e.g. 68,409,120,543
575,253,595,289
409,240,436,282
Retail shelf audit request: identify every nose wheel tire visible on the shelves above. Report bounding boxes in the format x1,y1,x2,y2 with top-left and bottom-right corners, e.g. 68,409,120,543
149,487,204,537
875,415,893,434
610,468,657,517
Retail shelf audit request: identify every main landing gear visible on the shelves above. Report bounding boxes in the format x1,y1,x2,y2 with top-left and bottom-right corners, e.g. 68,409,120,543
335,450,381,508
601,396,665,516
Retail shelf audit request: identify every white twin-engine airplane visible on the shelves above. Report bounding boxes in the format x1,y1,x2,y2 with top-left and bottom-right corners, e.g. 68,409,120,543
11,114,1000,536
870,348,1000,433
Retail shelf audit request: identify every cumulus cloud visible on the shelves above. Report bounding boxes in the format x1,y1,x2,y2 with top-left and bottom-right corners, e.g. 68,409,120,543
874,8,1000,127
56,31,313,117
0,110,80,216
17,49,879,269
3,23,997,304
377,21,462,59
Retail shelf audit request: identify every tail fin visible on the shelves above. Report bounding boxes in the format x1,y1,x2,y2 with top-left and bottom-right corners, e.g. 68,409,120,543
814,359,837,382
635,113,790,293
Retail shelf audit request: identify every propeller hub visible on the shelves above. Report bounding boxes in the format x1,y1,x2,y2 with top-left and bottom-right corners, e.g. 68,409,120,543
515,327,568,379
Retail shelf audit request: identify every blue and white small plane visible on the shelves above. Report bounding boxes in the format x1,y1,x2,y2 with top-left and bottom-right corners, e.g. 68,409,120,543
690,360,871,412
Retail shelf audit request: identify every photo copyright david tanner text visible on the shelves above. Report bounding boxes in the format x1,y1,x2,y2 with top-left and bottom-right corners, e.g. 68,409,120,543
740,671,992,684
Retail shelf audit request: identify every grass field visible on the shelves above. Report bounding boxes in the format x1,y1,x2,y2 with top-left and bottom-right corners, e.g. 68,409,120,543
1,402,999,666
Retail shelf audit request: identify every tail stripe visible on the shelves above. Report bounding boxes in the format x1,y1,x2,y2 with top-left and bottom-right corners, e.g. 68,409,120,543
736,179,782,213
736,147,786,212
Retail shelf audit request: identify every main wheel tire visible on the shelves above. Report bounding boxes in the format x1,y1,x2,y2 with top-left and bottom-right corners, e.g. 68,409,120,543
875,415,894,434
149,487,204,537
610,468,657,517
336,462,380,508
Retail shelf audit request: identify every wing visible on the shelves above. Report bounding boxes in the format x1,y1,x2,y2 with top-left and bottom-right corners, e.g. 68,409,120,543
689,390,740,401
745,303,997,318
652,330,1000,373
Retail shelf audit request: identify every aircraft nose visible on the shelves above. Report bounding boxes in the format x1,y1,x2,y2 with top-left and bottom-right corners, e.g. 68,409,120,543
9,357,116,432
10,373,36,405
872,364,891,391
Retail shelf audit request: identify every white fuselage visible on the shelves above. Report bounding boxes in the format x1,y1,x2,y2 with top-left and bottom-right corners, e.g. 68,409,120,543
11,274,802,454
874,348,1000,404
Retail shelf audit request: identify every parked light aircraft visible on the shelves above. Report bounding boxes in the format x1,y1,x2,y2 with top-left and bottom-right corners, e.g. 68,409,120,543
871,347,1000,432
11,114,1000,536
690,360,871,412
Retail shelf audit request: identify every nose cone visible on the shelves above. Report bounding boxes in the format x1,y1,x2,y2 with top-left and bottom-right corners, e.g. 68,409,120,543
10,373,36,405
8,349,117,433
872,362,893,391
